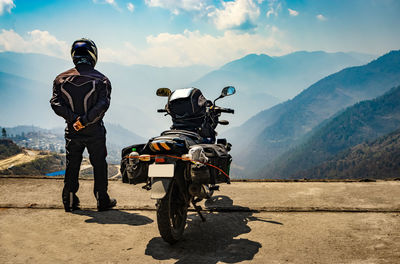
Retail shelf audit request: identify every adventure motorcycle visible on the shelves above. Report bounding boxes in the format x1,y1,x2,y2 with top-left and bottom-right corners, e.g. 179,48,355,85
120,86,235,244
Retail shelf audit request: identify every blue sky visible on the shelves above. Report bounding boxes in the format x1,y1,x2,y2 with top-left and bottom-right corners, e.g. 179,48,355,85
0,0,399,67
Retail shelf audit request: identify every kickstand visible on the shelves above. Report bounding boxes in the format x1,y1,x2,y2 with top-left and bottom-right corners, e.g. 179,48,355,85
142,179,152,191
191,198,206,222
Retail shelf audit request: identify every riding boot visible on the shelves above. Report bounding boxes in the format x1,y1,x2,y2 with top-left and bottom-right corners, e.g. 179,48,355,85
62,189,80,212
95,191,117,211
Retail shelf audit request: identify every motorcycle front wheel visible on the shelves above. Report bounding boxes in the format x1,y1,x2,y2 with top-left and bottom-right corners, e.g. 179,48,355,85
156,179,188,244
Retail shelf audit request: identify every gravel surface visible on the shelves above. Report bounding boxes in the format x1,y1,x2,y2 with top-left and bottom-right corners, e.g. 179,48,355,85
0,178,399,263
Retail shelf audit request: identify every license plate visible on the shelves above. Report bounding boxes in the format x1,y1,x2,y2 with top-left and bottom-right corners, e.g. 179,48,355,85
148,164,174,178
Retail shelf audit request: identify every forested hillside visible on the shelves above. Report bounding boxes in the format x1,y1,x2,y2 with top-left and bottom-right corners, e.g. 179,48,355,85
299,129,400,180
228,50,400,179
267,85,400,179
0,139,22,159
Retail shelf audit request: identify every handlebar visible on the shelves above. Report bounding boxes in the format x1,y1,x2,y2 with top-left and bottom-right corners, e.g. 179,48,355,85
213,106,234,114
220,108,234,114
158,107,234,114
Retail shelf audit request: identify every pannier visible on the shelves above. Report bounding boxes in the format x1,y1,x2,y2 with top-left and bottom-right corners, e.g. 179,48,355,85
120,144,148,184
189,144,231,184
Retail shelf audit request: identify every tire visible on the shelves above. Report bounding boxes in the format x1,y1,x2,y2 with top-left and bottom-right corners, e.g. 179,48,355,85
156,179,188,244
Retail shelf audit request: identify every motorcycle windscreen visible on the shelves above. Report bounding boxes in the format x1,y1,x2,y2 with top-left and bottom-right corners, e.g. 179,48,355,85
169,88,194,101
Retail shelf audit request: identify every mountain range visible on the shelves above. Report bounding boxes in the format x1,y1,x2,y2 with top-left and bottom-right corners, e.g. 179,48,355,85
227,50,400,179
193,51,374,126
1,48,400,179
0,52,212,136
0,50,374,136
267,85,400,179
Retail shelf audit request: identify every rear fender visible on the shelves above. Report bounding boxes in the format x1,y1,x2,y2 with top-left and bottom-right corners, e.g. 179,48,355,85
150,178,173,200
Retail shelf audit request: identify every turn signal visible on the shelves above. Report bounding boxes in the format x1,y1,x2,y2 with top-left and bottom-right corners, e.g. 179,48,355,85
139,154,151,161
181,154,190,161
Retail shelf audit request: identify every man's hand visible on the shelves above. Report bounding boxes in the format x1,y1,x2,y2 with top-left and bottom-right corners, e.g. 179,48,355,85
73,118,85,131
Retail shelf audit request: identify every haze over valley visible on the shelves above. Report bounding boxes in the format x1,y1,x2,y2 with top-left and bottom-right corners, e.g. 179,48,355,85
1,0,399,180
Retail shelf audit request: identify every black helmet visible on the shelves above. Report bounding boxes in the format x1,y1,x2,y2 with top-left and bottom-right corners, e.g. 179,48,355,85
71,38,98,67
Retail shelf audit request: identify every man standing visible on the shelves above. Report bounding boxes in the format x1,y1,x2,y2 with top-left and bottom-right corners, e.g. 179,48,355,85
50,38,116,212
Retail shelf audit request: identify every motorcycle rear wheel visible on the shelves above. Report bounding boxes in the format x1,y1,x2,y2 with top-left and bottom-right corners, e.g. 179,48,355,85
156,179,188,244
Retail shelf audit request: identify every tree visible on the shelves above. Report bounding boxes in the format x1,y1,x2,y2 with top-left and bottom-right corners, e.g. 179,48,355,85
2,128,7,138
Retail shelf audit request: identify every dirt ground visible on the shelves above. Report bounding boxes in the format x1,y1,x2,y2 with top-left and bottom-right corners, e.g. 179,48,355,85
0,178,399,263
0,150,41,170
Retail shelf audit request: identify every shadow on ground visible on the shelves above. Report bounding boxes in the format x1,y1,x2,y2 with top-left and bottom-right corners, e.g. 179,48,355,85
145,195,282,264
73,209,153,226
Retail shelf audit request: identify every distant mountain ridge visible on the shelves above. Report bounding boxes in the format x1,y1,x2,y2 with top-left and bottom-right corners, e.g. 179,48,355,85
299,128,400,180
194,51,374,127
0,50,373,135
0,52,212,135
228,50,400,179
195,50,374,99
267,85,400,179
0,71,51,127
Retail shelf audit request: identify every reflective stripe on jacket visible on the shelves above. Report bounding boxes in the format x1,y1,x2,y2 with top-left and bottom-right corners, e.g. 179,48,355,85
50,64,112,128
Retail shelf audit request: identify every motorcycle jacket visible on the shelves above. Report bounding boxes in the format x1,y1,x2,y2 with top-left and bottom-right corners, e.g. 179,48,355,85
50,64,111,136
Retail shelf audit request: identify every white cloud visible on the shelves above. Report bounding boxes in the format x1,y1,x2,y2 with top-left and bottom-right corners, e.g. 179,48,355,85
209,0,260,30
0,29,69,59
93,0,120,10
266,0,281,18
0,0,15,15
145,0,209,14
316,14,327,21
127,2,134,12
266,25,279,33
145,0,263,31
288,8,298,16
0,28,292,67
101,29,292,67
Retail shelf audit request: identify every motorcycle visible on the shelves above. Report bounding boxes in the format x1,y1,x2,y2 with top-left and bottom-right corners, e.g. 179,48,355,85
120,86,235,244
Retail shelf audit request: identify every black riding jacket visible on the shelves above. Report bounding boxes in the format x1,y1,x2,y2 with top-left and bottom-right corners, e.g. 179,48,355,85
50,64,111,136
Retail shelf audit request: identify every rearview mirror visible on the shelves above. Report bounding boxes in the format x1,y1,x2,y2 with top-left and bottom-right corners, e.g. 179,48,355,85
156,88,172,97
221,86,236,98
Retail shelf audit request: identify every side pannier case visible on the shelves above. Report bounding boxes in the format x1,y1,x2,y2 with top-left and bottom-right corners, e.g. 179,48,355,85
120,144,149,185
190,144,232,184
